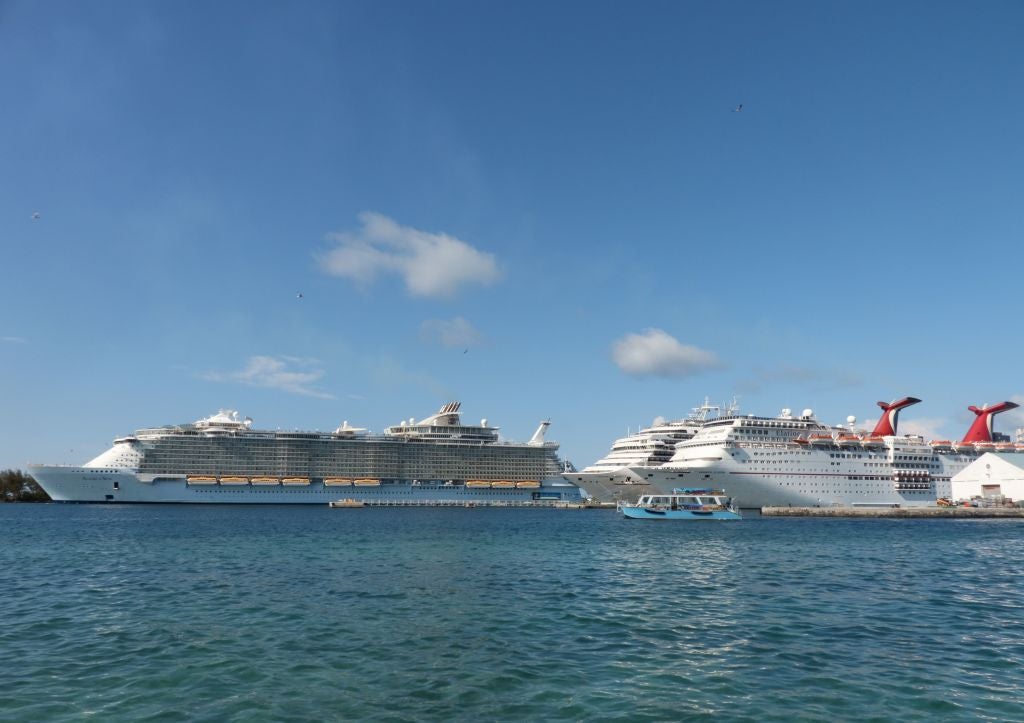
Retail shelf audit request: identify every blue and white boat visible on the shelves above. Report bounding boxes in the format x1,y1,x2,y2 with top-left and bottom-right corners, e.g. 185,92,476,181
620,488,741,520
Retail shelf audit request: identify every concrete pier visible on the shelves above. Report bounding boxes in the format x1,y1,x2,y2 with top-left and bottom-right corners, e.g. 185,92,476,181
328,499,616,508
761,506,1024,518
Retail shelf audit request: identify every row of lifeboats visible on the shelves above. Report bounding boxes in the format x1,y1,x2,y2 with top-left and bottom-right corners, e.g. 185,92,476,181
466,480,541,489
798,434,889,448
794,434,1023,453
184,477,542,488
325,478,381,487
929,440,1024,453
186,476,312,486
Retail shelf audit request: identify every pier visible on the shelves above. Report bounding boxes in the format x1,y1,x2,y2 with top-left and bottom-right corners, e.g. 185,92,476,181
329,499,615,508
761,506,1024,518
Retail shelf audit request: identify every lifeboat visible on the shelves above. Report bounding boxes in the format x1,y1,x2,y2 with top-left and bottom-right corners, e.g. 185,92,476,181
516,480,541,488
1015,444,1024,453
282,477,310,486
808,434,835,446
860,436,885,448
353,478,380,486
836,435,861,446
792,436,809,445
466,480,491,488
929,440,953,450
491,480,516,488
995,443,1016,453
973,442,996,451
219,476,249,485
251,477,280,485
187,475,217,485
324,477,353,486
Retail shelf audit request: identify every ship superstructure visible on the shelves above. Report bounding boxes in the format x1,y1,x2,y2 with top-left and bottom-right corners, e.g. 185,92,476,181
28,402,581,504
630,398,1019,508
562,398,734,503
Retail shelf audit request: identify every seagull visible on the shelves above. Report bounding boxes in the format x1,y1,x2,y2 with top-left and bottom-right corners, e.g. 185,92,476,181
296,292,303,299
463,349,468,354
31,212,40,220
732,104,743,113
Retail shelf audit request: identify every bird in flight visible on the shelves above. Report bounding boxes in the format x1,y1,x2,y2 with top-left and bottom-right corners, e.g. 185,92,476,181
31,212,41,220
732,104,743,113
296,292,303,299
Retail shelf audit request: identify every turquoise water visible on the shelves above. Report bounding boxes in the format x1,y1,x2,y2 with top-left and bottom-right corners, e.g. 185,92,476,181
3,505,1024,721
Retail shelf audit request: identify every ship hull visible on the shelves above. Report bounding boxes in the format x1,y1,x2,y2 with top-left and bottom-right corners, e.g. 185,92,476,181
28,466,581,504
633,465,957,509
561,467,655,504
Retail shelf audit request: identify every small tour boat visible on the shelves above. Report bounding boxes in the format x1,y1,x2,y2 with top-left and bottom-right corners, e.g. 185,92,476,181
329,498,366,508
620,488,741,520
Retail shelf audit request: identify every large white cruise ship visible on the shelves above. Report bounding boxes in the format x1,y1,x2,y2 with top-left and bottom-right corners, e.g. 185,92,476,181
630,397,1019,508
28,402,582,504
562,399,734,503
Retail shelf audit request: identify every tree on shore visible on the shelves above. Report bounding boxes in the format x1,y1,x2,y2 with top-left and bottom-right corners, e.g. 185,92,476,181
0,469,50,502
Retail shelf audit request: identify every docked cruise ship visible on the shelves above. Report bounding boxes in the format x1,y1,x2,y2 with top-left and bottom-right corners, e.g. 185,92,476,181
562,399,734,503
28,402,582,504
630,397,1019,508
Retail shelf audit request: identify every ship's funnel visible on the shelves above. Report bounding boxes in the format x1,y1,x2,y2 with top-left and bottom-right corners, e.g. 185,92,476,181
528,420,551,445
960,401,1019,443
869,397,921,436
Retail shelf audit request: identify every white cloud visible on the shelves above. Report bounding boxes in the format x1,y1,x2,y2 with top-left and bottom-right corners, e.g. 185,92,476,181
899,417,950,440
611,329,721,378
853,414,951,440
998,394,1024,434
2,336,26,344
201,356,335,399
419,317,483,348
318,212,500,298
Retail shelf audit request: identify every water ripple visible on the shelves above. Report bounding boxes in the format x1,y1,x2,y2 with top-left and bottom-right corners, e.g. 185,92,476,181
2,507,1024,720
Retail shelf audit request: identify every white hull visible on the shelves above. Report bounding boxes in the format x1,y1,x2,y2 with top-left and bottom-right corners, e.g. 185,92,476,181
561,468,655,504
28,466,579,504
633,459,964,509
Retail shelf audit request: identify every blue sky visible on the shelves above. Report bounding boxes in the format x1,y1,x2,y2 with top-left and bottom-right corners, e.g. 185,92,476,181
3,0,1024,471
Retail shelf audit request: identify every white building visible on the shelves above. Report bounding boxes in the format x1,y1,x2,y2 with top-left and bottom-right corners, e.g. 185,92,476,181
951,453,1024,502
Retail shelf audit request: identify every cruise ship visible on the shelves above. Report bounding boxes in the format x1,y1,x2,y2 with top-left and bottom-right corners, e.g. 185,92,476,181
562,399,734,503
28,402,582,504
630,397,1019,508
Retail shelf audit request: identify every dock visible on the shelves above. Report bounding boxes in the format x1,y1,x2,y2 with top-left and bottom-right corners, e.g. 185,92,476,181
328,499,616,508
761,506,1024,518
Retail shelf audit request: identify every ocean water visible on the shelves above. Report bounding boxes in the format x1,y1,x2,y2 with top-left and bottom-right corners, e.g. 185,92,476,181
2,505,1024,722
